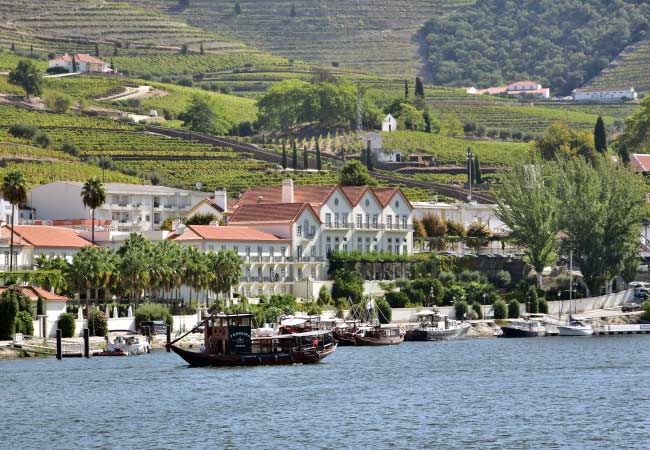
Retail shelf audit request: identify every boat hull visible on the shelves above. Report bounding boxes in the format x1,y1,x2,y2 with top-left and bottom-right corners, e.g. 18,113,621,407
170,344,337,367
499,326,546,338
333,330,357,346
557,326,594,336
354,334,404,346
405,324,470,341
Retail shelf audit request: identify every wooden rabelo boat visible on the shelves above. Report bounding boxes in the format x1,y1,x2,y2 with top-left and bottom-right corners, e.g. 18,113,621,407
354,326,404,346
167,313,337,367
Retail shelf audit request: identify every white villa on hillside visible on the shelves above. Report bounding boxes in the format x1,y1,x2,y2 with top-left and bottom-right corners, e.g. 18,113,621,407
412,201,507,234
29,182,208,232
48,53,110,73
471,81,550,99
572,86,637,102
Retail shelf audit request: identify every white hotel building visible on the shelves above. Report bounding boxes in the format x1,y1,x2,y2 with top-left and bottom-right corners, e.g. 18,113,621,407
170,179,414,299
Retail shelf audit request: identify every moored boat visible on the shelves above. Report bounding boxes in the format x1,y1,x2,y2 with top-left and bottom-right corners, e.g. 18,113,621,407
168,313,337,367
405,310,471,341
500,319,546,338
558,317,593,336
354,326,404,346
98,333,151,356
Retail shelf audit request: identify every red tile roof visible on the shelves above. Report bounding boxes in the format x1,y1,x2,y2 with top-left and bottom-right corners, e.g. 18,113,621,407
50,53,107,65
171,225,287,242
372,187,401,207
1,226,92,248
233,185,337,209
340,186,368,206
229,202,321,224
0,286,68,302
630,154,650,173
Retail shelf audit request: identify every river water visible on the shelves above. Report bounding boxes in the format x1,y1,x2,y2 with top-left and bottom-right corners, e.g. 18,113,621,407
2,336,650,450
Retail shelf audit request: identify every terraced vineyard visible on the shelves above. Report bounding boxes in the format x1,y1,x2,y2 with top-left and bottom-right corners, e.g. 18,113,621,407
427,102,615,135
0,0,244,53
133,0,473,78
586,40,650,93
381,131,530,166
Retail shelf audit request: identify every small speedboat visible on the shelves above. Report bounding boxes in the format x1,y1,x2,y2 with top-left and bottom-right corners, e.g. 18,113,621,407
405,310,471,341
500,319,546,338
558,317,593,336
99,334,151,356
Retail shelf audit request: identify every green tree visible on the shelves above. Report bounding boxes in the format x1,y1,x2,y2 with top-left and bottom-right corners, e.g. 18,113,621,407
376,298,392,324
181,96,215,133
290,4,296,17
94,43,100,57
404,80,409,99
8,60,43,99
365,142,374,171
207,249,243,304
0,287,20,339
234,2,241,14
466,222,491,254
415,77,424,98
495,156,559,288
317,285,332,306
534,123,596,162
2,170,28,271
617,142,630,165
594,115,607,153
508,300,520,318
620,97,650,152
331,268,363,304
303,145,309,170
493,299,508,319
186,213,218,225
292,139,298,170
199,42,204,55
473,155,482,184
399,103,425,131
440,114,463,137
282,141,288,169
315,140,322,171
180,43,189,55
552,155,647,296
338,160,373,186
81,177,106,245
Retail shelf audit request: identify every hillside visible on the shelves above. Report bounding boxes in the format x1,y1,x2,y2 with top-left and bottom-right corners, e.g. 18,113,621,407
421,0,650,95
585,40,650,93
129,0,472,79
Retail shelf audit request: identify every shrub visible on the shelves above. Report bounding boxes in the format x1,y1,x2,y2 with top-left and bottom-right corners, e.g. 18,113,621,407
61,141,80,156
88,309,108,337
8,123,37,139
385,291,409,308
135,303,173,328
454,300,469,320
459,270,481,282
508,300,520,318
58,312,75,338
331,268,364,304
444,285,466,305
305,303,322,316
438,271,456,286
495,270,511,288
177,78,193,87
33,131,51,148
317,285,332,306
376,298,392,324
472,301,483,320
446,220,466,237
46,93,72,112
15,311,34,335
0,289,19,339
36,296,45,315
538,298,549,314
46,66,69,75
642,301,650,321
493,299,508,319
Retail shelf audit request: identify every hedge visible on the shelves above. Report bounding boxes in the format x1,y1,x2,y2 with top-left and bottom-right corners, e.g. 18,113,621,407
58,313,75,338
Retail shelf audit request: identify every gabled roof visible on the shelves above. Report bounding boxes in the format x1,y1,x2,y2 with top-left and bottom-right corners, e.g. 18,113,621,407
0,286,68,302
232,185,337,210
170,225,288,242
185,198,226,218
340,186,368,206
229,202,321,224
372,187,413,209
1,226,92,248
50,53,107,65
630,154,650,173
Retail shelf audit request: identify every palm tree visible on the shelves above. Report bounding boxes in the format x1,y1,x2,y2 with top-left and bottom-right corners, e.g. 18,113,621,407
118,233,151,308
208,249,243,307
81,177,106,245
2,170,28,271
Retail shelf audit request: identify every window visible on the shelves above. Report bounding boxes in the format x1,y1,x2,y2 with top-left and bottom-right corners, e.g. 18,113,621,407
334,198,339,206
334,213,340,228
395,200,400,208
233,246,238,253
297,245,303,260
208,244,214,251
311,247,316,257
387,215,393,229
310,225,316,236
245,246,251,257
298,268,303,279
269,246,274,257
281,247,286,257
342,213,348,227
221,245,226,251
402,215,408,229
257,246,263,257
365,199,370,206
311,268,317,279
356,214,362,228
372,214,378,227
297,225,302,236
366,214,370,228
281,268,286,278
357,236,363,251
365,237,370,253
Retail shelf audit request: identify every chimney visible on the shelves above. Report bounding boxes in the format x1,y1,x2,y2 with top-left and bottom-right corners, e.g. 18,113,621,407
214,188,227,212
282,178,294,203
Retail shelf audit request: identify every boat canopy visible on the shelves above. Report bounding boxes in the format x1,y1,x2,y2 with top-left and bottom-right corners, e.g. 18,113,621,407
254,329,332,340
416,310,437,316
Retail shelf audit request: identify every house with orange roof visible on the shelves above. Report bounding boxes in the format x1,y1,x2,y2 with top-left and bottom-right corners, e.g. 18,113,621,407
48,53,111,73
0,225,92,270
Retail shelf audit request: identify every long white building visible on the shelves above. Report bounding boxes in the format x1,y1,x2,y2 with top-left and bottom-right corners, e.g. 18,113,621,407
29,182,208,232
572,86,637,102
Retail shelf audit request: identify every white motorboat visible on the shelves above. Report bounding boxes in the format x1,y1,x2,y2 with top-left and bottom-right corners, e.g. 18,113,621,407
404,310,471,341
558,317,593,336
100,334,151,356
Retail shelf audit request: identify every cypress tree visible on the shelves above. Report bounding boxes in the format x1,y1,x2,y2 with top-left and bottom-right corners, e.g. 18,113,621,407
110,58,115,71
36,296,45,316
415,77,424,98
200,42,204,55
423,110,432,133
10,42,15,52
30,44,33,56
473,155,482,184
71,55,77,73
113,44,118,56
303,145,309,170
292,140,298,170
594,115,607,153
234,2,241,14
281,141,288,169
404,80,409,99
290,4,296,17
94,43,100,57
366,140,373,171
315,140,322,171
340,147,345,161
618,143,630,166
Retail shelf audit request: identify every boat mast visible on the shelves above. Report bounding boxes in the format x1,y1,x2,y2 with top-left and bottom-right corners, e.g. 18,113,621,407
569,249,574,316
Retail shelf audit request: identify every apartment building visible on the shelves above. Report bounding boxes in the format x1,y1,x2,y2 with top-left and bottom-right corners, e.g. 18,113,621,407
29,182,208,232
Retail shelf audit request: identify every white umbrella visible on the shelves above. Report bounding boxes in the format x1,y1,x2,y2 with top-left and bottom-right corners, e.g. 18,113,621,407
78,306,84,321
127,305,133,318
113,305,119,319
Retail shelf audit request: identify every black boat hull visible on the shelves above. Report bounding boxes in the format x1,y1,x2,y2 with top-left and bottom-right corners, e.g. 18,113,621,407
499,327,545,338
171,344,337,367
